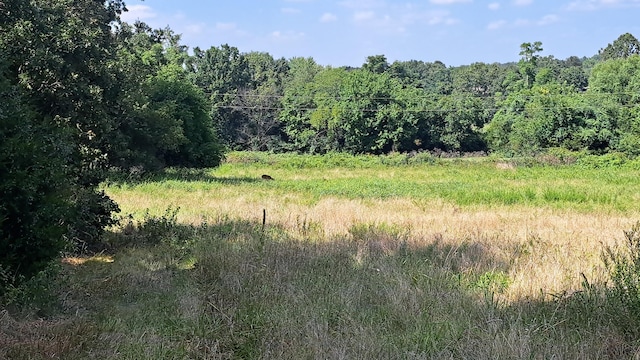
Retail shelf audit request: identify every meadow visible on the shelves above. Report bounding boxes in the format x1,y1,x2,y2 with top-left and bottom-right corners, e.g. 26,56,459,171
3,151,640,359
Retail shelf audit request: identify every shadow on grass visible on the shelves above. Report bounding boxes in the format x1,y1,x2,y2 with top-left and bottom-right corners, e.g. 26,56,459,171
3,216,635,359
106,168,262,186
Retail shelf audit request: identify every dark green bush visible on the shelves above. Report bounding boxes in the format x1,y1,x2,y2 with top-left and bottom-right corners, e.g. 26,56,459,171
578,152,629,168
0,82,73,292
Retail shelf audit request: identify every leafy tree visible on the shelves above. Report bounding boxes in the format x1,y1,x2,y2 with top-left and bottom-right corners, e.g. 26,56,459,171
581,55,601,79
337,70,420,153
535,55,580,88
279,57,325,152
280,66,438,154
188,44,252,149
306,67,349,152
436,95,486,151
0,62,74,284
146,64,224,167
519,41,544,63
285,57,323,89
484,83,601,154
558,65,588,91
451,62,512,130
110,23,185,169
111,23,223,169
589,55,640,154
389,60,452,94
0,0,125,285
600,33,640,61
228,52,289,151
452,62,508,97
279,66,345,153
363,55,390,74
518,41,544,88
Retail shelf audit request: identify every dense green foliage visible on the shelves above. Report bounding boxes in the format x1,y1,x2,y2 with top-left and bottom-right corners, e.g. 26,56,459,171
599,32,640,61
1,0,125,287
182,32,640,157
111,22,224,170
0,62,72,283
0,1,223,289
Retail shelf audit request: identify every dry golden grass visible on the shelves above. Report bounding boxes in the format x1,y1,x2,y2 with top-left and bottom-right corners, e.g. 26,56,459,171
0,310,99,359
9,155,638,359
108,185,639,303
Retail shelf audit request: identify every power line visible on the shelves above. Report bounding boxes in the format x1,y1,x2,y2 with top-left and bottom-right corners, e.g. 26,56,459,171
215,103,639,113
201,91,640,102
195,88,640,114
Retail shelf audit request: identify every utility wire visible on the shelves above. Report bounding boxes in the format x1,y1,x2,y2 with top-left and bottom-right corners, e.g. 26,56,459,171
200,91,640,102
197,88,640,114
215,104,638,113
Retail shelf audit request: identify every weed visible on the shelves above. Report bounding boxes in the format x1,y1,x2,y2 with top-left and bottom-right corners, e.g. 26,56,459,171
603,221,640,336
472,270,512,294
578,152,629,168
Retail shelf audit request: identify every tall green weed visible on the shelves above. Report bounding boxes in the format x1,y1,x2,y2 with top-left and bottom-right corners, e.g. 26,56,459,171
224,151,438,169
603,221,640,336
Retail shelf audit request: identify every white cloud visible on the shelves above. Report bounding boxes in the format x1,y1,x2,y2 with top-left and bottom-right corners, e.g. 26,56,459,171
121,4,157,23
406,10,459,25
429,0,472,4
487,13,557,30
172,12,187,21
487,19,507,30
567,0,640,11
216,22,238,31
518,14,559,26
339,0,386,9
184,23,207,35
354,10,376,22
281,7,301,14
213,22,251,37
340,0,461,31
350,6,459,36
320,12,338,22
488,2,501,10
270,30,306,41
513,0,533,5
537,14,559,25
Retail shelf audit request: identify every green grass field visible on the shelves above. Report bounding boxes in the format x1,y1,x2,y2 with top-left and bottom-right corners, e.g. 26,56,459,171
4,152,640,359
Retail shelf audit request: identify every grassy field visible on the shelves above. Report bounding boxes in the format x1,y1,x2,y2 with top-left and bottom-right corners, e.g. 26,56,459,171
3,152,640,358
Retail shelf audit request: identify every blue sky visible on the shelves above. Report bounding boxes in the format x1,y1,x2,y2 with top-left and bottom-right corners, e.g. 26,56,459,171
121,0,640,67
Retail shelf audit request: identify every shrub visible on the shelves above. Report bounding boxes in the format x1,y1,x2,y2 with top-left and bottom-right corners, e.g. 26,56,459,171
578,152,629,168
536,147,586,166
0,85,73,293
603,221,640,336
107,207,195,253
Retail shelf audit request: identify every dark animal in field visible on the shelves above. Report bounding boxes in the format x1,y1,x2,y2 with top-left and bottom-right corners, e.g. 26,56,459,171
261,174,274,180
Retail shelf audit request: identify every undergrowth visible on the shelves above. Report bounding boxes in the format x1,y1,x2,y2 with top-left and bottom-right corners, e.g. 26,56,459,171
603,221,640,338
2,209,640,358
5,152,640,358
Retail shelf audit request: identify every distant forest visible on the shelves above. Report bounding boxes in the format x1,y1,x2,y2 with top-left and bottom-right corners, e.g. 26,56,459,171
2,1,640,286
181,33,640,158
131,30,640,159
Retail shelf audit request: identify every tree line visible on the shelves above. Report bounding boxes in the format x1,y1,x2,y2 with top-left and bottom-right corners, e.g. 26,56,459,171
1,0,639,288
1,0,222,287
204,35,640,156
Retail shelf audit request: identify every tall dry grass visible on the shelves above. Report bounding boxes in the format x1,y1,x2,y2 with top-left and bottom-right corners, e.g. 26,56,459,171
5,153,640,359
108,187,637,303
